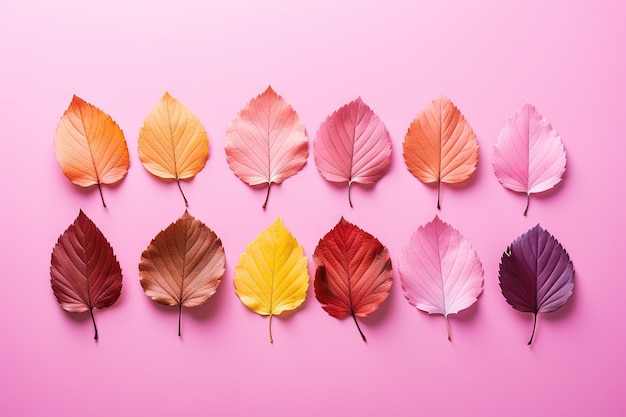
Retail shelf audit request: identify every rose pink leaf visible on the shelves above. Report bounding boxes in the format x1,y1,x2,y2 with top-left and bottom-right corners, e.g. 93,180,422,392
313,217,393,341
50,210,123,340
398,216,483,341
493,103,566,215
225,86,308,209
313,98,392,207
498,224,574,345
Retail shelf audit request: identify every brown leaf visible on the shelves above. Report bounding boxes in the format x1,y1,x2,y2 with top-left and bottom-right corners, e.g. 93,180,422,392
50,210,123,340
139,211,226,336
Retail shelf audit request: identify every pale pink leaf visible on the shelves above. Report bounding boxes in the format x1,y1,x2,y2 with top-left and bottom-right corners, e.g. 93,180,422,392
225,86,308,208
398,216,484,341
493,103,566,215
313,98,392,207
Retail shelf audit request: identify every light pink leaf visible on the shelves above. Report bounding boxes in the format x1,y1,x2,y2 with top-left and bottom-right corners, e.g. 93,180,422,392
313,98,392,207
225,86,308,208
398,216,484,341
493,103,566,215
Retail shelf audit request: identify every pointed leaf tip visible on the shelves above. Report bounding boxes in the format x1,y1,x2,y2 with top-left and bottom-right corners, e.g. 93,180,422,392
225,87,308,208
54,95,130,206
399,218,483,340
234,218,309,342
403,96,478,209
139,212,226,336
498,225,574,344
313,218,392,341
493,103,566,215
50,210,123,339
314,98,392,207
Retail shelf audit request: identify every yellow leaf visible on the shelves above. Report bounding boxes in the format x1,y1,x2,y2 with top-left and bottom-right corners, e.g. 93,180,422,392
234,218,309,343
54,95,130,207
138,92,209,207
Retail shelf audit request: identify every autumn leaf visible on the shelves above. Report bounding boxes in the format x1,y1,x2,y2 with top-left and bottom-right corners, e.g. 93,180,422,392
499,224,574,345
403,96,479,209
493,103,566,215
50,210,123,340
138,92,209,207
139,211,225,336
233,218,308,343
225,86,308,208
398,216,483,341
313,217,392,341
54,95,130,207
313,98,392,207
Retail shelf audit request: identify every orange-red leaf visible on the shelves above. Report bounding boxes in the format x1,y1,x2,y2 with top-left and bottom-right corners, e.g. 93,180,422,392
225,86,308,208
139,211,225,336
50,210,123,340
54,96,130,207
403,96,479,209
138,92,209,207
313,217,392,341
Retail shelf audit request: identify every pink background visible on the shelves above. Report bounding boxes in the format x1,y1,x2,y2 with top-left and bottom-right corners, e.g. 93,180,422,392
1,1,624,416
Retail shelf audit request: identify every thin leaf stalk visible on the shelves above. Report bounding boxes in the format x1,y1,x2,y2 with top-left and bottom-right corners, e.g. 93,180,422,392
528,313,537,345
269,313,274,343
348,182,353,208
351,311,367,342
90,308,98,341
437,180,441,210
445,314,451,341
176,178,189,207
523,193,530,216
97,182,106,208
178,304,182,337
263,182,272,209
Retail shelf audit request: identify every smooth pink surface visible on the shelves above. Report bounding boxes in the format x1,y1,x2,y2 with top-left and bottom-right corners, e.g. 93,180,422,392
0,1,624,416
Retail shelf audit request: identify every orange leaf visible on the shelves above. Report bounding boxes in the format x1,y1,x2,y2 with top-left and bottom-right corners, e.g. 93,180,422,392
403,96,478,209
54,96,130,207
138,92,209,207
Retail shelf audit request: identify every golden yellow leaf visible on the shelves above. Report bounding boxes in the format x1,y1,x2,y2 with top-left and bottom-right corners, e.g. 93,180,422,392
233,218,309,343
54,95,130,207
138,92,209,207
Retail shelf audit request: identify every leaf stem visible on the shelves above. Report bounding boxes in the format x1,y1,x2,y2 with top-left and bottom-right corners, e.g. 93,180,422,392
523,193,530,216
178,304,182,337
528,313,537,345
445,315,451,341
348,182,353,208
352,311,366,342
90,308,98,341
437,181,441,210
97,182,106,208
269,313,274,343
176,178,189,207
263,182,272,209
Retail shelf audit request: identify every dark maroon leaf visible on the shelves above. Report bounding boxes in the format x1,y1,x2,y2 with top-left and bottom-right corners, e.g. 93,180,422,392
499,224,574,345
50,210,123,340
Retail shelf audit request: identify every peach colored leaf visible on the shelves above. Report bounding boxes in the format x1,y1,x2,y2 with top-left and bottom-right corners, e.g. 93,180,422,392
403,96,479,209
233,218,309,343
138,92,209,207
493,103,566,215
499,224,574,345
225,86,308,208
398,216,483,341
139,211,225,336
54,95,130,207
313,217,392,341
313,98,392,207
50,210,123,340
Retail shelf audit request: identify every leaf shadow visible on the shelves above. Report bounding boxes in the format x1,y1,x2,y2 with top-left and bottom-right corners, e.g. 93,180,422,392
359,278,396,328
451,296,481,324
186,277,229,325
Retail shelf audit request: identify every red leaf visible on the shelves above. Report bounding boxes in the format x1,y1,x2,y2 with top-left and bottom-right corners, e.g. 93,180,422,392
50,210,123,340
313,217,393,341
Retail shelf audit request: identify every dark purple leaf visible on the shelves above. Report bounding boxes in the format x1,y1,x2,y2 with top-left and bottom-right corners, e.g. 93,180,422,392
499,224,574,345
